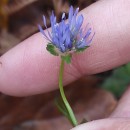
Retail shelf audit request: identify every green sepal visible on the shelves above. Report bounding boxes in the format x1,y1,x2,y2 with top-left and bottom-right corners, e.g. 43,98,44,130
76,46,89,53
46,43,59,56
61,54,72,64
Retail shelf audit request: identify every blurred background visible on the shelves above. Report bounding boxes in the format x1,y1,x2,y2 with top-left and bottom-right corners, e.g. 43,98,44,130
0,0,130,130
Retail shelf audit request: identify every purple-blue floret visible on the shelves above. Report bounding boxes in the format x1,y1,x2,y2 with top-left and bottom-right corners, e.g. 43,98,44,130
38,6,94,54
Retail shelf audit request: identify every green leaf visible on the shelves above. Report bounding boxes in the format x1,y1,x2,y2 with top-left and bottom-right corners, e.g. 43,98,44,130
102,63,130,98
61,54,72,64
55,97,73,125
46,43,59,56
76,46,89,53
55,98,68,117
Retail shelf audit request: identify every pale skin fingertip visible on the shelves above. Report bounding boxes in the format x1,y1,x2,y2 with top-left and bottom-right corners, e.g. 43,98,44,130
110,86,130,118
71,118,130,130
70,120,96,130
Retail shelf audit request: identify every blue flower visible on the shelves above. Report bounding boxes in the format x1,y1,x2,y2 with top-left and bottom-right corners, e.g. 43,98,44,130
38,6,94,56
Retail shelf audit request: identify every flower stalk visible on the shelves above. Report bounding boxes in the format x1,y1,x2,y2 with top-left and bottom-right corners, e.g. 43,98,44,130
59,59,78,126
38,5,95,127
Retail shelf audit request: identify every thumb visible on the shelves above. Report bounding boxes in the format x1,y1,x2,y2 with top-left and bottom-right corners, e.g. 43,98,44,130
110,86,130,118
71,118,130,130
71,87,130,130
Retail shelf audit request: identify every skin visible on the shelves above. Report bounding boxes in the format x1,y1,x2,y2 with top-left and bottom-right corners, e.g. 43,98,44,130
0,0,130,129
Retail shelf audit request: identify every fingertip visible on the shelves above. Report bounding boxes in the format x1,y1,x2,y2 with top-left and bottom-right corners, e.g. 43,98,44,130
110,86,130,118
71,118,130,130
70,120,100,130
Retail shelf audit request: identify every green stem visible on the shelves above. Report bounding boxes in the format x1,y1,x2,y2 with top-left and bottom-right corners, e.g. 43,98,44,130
59,59,78,127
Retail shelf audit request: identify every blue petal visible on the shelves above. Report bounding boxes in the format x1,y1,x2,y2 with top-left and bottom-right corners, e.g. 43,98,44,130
86,32,95,46
38,24,51,42
64,31,71,48
60,43,66,52
50,11,56,28
69,6,74,23
42,16,52,40
73,7,79,20
84,28,92,39
43,15,47,28
76,15,83,30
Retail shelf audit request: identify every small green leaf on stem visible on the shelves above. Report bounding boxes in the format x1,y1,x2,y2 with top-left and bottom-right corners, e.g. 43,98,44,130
46,43,59,56
55,97,74,125
61,54,72,64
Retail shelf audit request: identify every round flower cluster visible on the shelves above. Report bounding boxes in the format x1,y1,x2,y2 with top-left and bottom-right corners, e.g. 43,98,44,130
38,6,94,63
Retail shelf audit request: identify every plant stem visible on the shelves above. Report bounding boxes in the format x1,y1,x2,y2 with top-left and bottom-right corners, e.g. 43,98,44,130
59,59,78,127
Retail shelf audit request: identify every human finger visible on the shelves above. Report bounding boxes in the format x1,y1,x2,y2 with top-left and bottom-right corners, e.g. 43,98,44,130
71,118,130,130
0,0,130,96
110,86,130,118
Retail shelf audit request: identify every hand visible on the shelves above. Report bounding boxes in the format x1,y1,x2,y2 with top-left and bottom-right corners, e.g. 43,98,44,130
0,0,130,129
72,86,130,130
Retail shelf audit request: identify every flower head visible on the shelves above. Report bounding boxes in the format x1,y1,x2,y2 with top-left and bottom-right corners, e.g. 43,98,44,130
38,6,95,63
